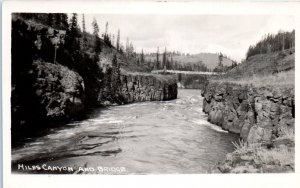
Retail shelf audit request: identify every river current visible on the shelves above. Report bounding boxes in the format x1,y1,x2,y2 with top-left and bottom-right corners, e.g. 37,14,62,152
12,89,239,174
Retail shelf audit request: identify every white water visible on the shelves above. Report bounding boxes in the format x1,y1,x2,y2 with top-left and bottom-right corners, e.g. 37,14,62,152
12,89,238,174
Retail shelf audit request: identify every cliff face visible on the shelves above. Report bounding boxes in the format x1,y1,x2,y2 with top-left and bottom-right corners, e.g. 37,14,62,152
202,82,295,173
118,73,177,103
98,73,177,105
97,65,178,105
12,61,85,136
202,82,294,143
31,61,85,119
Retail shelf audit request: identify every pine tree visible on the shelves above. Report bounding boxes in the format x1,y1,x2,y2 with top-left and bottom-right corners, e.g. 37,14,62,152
116,29,120,51
105,22,108,36
140,49,144,65
54,14,61,29
60,14,69,30
156,47,160,70
125,37,130,56
120,43,125,54
103,21,112,46
129,42,134,55
112,34,115,47
163,47,167,71
92,18,101,54
112,54,118,68
282,32,285,51
82,14,86,33
218,52,223,66
92,17,99,37
47,13,54,27
82,14,88,49
65,13,81,56
92,17,101,60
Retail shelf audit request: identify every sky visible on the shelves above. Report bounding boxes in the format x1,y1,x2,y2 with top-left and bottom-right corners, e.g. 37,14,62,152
79,14,294,62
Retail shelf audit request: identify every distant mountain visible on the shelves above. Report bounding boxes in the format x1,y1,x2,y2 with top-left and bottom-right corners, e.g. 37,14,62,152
176,53,234,69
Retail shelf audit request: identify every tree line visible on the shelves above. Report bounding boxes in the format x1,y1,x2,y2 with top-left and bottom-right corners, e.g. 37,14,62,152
246,30,295,59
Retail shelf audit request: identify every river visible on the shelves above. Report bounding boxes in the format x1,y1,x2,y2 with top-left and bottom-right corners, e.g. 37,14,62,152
12,89,239,174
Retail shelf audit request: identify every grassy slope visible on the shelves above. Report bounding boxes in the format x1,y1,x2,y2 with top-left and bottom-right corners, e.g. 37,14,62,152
211,48,295,88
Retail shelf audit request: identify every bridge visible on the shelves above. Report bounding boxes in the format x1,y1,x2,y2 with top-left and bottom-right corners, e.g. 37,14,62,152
151,69,220,75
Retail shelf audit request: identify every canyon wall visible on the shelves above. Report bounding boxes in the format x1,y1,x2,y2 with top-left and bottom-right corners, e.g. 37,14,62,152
201,82,294,144
202,82,295,173
11,61,85,139
12,61,177,134
118,73,177,103
98,66,177,105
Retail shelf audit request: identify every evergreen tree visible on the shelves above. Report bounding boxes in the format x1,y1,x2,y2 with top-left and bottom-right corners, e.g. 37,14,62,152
140,49,145,65
60,14,69,30
156,47,160,70
112,34,115,47
163,47,167,71
129,42,134,55
125,37,130,56
47,13,54,27
103,21,112,46
218,52,223,66
82,14,88,49
282,32,285,51
92,17,101,61
105,22,108,36
92,17,99,37
54,14,61,28
82,14,86,33
116,29,120,51
112,54,118,68
65,13,81,58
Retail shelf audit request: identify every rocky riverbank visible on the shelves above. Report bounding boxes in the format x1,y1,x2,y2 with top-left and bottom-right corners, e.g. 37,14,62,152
98,70,177,105
12,61,86,135
202,82,295,173
119,73,177,103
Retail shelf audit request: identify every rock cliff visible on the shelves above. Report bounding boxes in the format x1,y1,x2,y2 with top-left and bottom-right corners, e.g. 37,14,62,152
202,82,294,143
98,65,177,105
119,73,178,103
100,73,177,105
12,61,85,139
202,82,295,172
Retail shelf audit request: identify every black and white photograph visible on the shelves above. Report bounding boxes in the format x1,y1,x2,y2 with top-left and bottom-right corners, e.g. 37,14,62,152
2,1,300,188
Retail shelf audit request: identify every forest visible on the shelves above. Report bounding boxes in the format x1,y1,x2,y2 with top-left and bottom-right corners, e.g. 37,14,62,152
246,30,295,59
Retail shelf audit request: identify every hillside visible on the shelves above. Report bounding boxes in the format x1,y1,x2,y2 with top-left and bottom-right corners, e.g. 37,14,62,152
212,48,295,88
174,53,234,69
145,52,235,70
